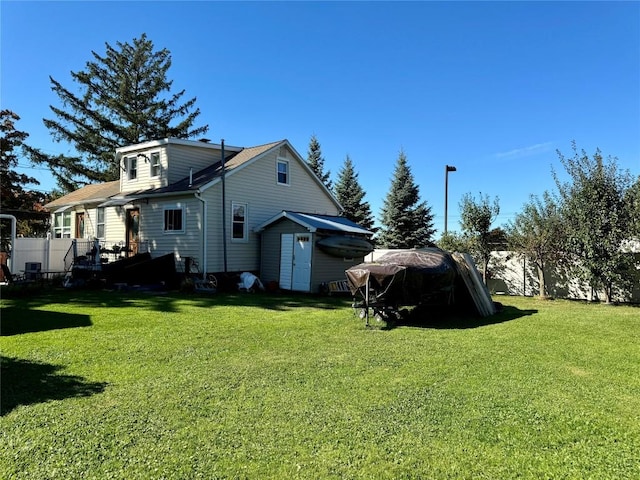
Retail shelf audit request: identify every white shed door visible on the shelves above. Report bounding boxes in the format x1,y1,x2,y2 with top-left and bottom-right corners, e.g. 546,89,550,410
291,233,312,292
279,234,294,290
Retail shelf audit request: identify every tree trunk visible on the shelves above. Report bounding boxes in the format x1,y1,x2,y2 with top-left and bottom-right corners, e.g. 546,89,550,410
537,264,547,299
604,283,613,304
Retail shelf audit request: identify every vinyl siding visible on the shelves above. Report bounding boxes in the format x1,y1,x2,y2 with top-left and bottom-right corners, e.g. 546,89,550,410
140,195,203,269
165,144,223,185
104,206,127,243
120,149,168,193
311,241,364,292
202,145,340,273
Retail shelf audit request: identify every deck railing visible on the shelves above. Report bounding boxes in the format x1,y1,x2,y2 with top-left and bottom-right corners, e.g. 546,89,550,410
70,239,150,267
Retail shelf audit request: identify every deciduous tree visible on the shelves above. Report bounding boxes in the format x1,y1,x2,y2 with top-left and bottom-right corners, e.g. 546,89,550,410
554,142,635,302
27,33,208,191
506,192,564,298
459,192,500,284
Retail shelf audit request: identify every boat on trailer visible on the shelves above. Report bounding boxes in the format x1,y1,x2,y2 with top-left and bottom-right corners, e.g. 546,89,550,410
345,248,458,325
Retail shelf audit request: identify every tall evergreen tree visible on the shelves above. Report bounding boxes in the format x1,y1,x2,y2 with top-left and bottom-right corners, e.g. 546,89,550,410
378,149,435,248
333,155,375,231
306,134,332,190
27,33,209,191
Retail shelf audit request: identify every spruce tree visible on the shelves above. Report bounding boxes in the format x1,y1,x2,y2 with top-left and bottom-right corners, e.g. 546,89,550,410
306,134,332,190
333,155,375,231
27,33,209,191
378,149,435,248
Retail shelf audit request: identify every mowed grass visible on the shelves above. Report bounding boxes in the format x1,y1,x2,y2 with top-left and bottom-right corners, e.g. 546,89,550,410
1,290,639,479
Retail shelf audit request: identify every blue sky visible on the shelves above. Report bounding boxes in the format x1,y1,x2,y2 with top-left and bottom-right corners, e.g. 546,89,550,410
2,1,639,235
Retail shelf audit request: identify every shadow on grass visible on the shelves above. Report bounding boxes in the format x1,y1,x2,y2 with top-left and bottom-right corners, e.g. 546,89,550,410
379,304,538,330
190,292,350,311
1,356,107,416
1,288,349,315
0,308,92,336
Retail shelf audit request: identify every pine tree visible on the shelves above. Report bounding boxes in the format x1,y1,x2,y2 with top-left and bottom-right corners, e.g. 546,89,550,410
333,155,375,231
378,149,435,248
27,34,209,191
306,134,332,190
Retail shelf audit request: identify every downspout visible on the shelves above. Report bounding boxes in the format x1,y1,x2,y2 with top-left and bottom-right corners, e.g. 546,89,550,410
196,191,207,280
221,139,228,273
0,214,17,271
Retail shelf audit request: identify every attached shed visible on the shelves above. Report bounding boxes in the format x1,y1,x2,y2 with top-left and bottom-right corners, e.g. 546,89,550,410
255,211,374,293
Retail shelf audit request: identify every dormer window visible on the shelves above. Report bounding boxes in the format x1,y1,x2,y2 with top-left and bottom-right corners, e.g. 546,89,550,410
127,156,137,180
150,152,160,177
277,158,289,185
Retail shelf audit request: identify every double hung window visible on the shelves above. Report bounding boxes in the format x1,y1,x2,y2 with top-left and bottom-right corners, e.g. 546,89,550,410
163,208,184,233
96,207,105,239
277,159,289,185
150,152,161,177
54,212,71,238
127,156,137,180
232,202,248,241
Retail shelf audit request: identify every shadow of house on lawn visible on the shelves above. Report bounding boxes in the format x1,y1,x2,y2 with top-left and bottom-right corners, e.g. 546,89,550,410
1,356,108,416
0,308,93,336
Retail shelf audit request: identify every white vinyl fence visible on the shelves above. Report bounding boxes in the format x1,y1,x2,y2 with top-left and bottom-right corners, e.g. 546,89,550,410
9,238,72,276
366,248,640,304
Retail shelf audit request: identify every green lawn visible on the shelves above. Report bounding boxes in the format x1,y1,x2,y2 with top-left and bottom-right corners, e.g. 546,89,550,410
1,289,638,479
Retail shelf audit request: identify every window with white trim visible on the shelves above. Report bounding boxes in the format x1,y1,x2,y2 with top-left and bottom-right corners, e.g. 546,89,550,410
277,158,289,185
163,207,184,233
232,202,248,241
54,212,71,238
96,207,105,239
127,156,137,180
150,152,161,177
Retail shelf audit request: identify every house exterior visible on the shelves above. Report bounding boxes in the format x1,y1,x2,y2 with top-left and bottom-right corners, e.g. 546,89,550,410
45,138,371,291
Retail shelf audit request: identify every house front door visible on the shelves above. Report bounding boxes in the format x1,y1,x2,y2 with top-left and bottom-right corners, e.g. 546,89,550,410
75,212,85,238
126,208,140,256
